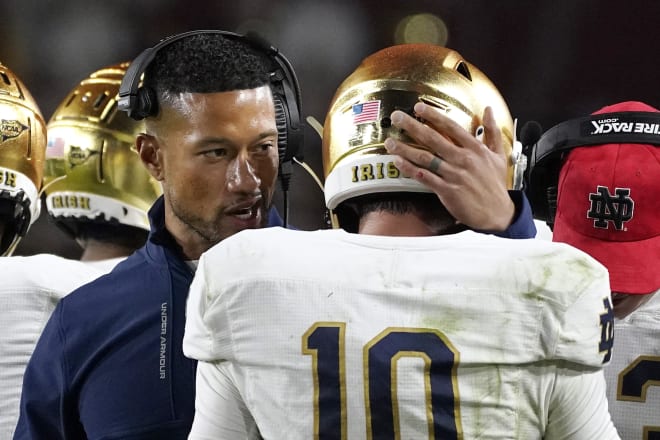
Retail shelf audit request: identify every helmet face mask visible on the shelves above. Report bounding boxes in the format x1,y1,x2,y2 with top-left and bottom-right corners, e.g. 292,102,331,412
44,63,162,236
0,63,47,255
322,44,514,226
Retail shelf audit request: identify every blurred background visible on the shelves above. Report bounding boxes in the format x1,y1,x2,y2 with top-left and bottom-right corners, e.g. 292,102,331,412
3,0,658,257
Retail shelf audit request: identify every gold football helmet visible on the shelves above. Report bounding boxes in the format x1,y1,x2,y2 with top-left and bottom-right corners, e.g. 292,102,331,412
0,62,47,256
44,62,162,236
323,44,516,215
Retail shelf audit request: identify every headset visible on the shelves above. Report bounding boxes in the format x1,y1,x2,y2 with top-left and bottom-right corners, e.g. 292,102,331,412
117,30,304,224
525,111,660,225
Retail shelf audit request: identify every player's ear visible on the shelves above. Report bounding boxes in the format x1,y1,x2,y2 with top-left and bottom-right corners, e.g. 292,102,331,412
136,134,164,181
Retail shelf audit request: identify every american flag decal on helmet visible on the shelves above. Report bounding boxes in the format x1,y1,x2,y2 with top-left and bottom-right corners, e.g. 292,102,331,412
352,101,380,125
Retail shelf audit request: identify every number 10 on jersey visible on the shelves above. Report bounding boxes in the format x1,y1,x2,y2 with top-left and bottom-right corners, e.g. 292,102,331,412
302,322,463,439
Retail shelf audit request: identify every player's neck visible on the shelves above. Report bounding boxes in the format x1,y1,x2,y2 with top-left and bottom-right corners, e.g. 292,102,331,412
79,239,134,262
358,211,437,237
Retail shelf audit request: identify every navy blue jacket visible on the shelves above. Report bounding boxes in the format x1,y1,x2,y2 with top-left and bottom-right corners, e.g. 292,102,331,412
486,190,536,239
14,197,285,440
14,192,534,439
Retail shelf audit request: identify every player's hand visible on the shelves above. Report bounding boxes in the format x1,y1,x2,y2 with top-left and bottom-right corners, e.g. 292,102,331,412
384,102,515,231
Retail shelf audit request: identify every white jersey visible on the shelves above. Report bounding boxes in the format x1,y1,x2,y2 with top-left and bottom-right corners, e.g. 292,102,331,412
534,219,553,241
605,293,660,439
0,254,121,438
184,228,619,440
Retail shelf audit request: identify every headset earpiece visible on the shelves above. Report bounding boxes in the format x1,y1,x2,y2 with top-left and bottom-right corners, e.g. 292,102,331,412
133,86,158,121
273,97,288,164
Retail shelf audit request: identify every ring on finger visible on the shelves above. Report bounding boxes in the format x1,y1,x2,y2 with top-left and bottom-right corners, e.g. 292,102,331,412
428,156,442,173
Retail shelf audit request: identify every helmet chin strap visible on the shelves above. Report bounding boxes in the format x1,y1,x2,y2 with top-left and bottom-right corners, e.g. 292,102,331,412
3,235,21,257
269,115,326,229
287,115,325,194
39,175,67,197
293,115,325,193
511,118,527,191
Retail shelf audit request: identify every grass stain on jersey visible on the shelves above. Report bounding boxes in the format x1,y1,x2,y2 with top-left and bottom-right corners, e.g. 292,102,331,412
517,248,604,303
420,313,463,334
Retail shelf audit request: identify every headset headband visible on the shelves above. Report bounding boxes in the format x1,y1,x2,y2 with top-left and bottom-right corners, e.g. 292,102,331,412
530,111,660,169
117,30,237,114
117,29,302,163
118,31,301,118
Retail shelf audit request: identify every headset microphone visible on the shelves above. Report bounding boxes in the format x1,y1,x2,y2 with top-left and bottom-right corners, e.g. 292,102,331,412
520,120,543,154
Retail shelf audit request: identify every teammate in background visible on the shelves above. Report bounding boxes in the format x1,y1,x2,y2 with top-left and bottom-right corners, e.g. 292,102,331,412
0,61,48,438
526,100,660,439
0,62,46,258
183,44,618,439
44,62,161,260
0,62,160,438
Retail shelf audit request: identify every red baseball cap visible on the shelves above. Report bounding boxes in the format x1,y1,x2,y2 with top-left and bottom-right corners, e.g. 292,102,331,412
553,101,660,295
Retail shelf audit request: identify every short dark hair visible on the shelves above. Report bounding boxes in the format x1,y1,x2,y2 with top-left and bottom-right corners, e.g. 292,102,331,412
144,33,271,102
336,192,456,234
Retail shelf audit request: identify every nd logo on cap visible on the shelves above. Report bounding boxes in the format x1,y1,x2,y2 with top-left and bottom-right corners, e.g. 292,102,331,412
587,185,634,231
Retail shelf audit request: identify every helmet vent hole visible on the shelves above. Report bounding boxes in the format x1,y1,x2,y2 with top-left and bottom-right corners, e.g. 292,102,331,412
26,117,32,157
94,92,108,109
97,139,106,182
456,61,472,81
0,72,10,86
65,92,78,108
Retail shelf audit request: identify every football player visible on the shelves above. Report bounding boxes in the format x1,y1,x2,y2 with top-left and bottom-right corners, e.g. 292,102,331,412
526,100,660,439
0,62,46,257
0,62,160,438
183,44,619,439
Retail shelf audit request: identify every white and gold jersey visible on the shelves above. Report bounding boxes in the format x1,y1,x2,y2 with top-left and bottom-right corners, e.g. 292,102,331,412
605,293,660,439
184,228,619,440
534,219,553,241
0,254,121,438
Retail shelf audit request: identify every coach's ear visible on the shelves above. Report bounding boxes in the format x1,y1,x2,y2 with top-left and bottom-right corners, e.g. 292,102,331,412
136,133,164,181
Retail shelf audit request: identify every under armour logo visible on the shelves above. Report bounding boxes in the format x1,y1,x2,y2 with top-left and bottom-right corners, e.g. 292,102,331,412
587,185,634,230
599,297,614,364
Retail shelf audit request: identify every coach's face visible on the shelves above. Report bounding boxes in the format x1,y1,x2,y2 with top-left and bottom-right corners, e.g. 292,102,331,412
137,86,279,259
